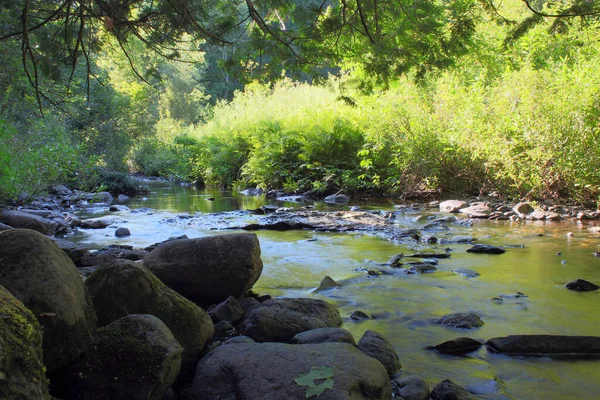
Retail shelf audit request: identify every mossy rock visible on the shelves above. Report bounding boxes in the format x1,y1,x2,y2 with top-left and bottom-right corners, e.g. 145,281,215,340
85,260,214,369
0,285,50,399
67,314,182,400
0,229,97,372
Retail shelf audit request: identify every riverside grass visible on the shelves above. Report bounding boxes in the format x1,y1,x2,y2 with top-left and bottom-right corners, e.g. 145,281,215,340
188,56,600,201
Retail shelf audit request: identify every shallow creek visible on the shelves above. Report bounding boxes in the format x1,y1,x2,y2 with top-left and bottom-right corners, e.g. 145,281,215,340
70,181,600,399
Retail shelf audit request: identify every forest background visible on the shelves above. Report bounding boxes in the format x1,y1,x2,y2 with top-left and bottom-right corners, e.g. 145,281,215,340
1,0,599,203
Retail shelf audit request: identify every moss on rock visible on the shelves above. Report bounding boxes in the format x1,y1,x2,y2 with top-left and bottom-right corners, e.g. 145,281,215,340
0,285,50,399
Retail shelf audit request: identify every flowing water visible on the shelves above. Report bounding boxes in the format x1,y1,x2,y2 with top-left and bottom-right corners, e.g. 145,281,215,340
71,181,600,399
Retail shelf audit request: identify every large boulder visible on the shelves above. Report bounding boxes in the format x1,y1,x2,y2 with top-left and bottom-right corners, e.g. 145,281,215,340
292,327,356,346
85,260,214,369
0,229,97,372
66,314,182,400
143,233,263,305
189,342,392,400
392,375,429,400
0,285,49,399
356,330,401,377
239,298,342,342
0,210,57,235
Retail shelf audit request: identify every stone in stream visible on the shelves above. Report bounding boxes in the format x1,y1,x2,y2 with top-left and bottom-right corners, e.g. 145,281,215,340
453,268,480,278
143,233,263,305
85,260,214,370
0,222,13,230
565,278,599,292
386,253,404,267
63,314,182,400
405,263,437,274
0,229,97,373
486,335,600,356
440,200,468,213
324,193,350,204
114,226,131,237
0,285,50,399
460,204,492,218
439,235,477,244
80,218,111,229
433,337,483,355
51,237,92,267
392,375,429,400
0,210,58,235
292,327,356,346
406,252,451,259
430,379,478,400
513,202,534,215
238,298,342,342
350,310,372,321
435,313,484,329
189,342,392,400
466,244,506,254
209,296,244,324
314,275,341,292
109,205,130,212
357,330,402,377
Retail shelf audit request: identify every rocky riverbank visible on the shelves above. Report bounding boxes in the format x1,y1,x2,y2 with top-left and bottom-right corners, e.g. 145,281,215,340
2,187,600,399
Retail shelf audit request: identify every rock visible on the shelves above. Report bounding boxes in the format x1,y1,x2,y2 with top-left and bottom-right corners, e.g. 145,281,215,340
430,379,477,400
439,235,476,244
114,227,131,237
386,253,404,267
82,191,113,205
51,238,92,267
0,210,57,235
189,342,392,400
350,310,371,321
66,315,182,400
109,205,130,212
460,204,491,218
213,320,237,339
433,337,483,355
143,233,263,305
435,313,484,329
0,285,50,399
117,194,130,202
440,200,468,213
80,219,111,229
565,278,599,292
50,184,73,196
324,194,350,205
421,234,438,244
0,229,97,372
406,252,451,259
421,222,449,231
466,244,506,254
0,222,13,230
486,335,600,355
18,209,54,218
314,275,341,292
238,298,342,342
240,221,314,231
85,260,213,369
224,336,255,345
513,202,534,215
357,330,401,377
292,327,356,345
392,375,429,400
452,268,480,278
405,263,437,274
238,296,260,310
80,245,148,268
529,210,547,220
209,296,244,324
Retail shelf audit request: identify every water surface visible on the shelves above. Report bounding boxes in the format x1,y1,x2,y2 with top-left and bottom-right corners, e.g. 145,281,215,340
72,181,600,399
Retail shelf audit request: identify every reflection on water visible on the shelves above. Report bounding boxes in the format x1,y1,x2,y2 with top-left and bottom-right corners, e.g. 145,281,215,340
73,182,600,399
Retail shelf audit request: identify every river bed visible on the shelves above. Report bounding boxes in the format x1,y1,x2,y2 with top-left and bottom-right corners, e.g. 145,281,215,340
70,181,600,399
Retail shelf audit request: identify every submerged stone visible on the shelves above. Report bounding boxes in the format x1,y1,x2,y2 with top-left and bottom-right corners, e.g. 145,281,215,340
433,337,483,355
486,335,600,356
565,278,599,292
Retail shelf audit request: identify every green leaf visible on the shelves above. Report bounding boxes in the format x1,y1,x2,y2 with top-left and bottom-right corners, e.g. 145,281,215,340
294,366,335,398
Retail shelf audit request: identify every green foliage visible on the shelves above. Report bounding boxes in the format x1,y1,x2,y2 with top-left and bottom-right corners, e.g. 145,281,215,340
79,168,148,196
294,366,335,398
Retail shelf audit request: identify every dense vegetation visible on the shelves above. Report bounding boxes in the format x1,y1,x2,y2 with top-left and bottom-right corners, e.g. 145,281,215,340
1,1,599,202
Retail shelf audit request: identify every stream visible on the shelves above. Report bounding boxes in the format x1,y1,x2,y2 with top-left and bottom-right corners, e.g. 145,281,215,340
69,181,600,399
